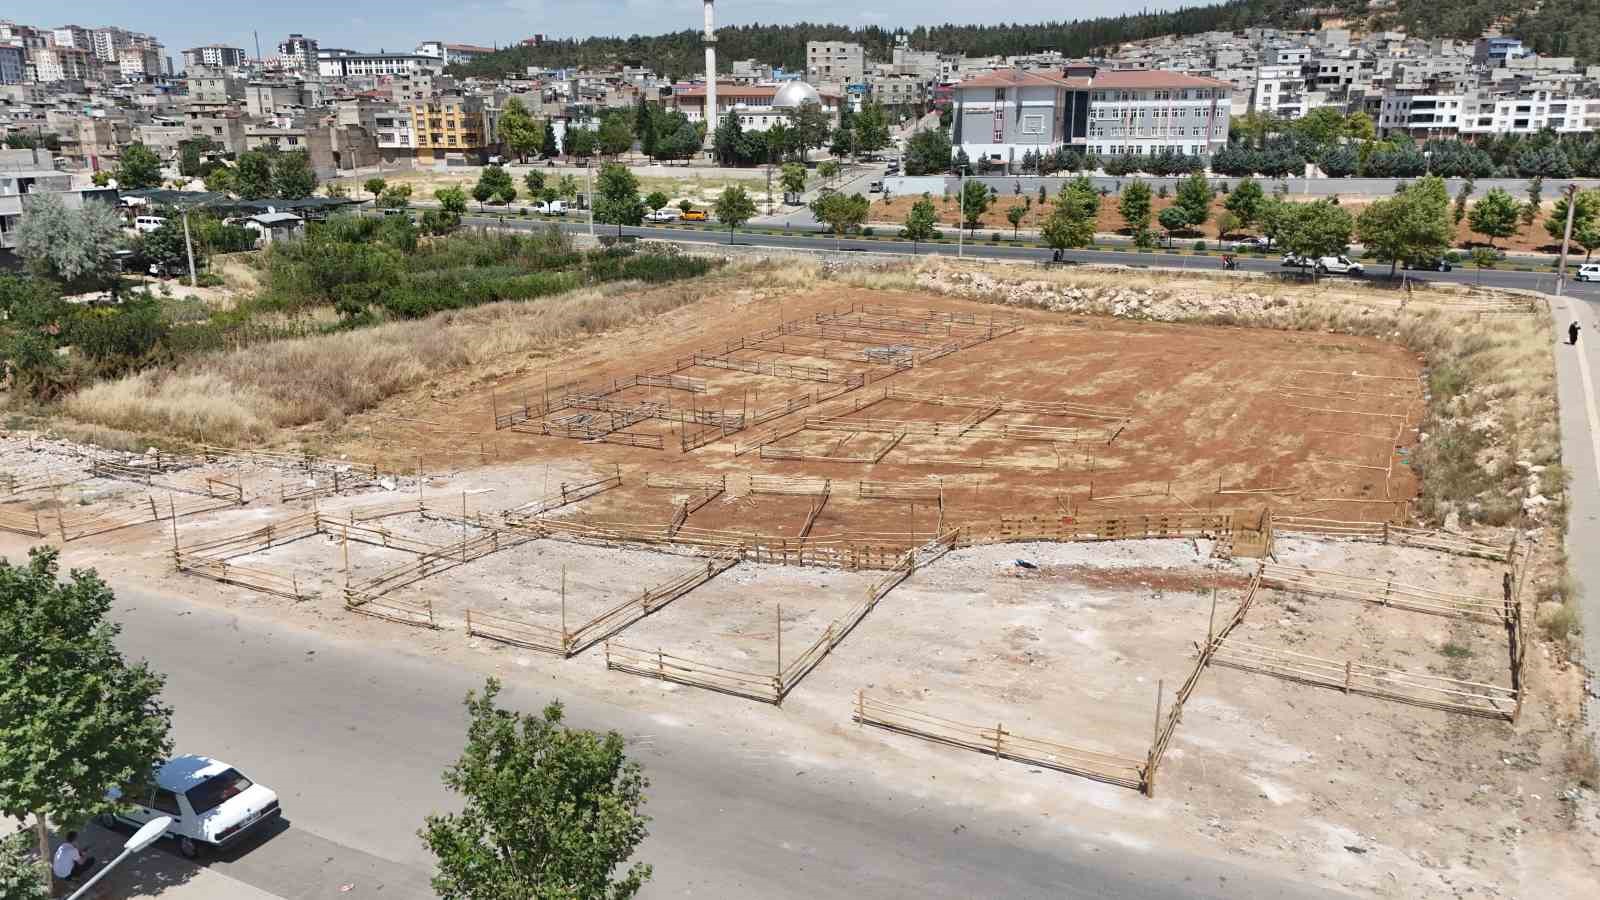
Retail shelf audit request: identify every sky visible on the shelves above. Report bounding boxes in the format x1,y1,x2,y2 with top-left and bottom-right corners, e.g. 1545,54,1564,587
7,1,1203,63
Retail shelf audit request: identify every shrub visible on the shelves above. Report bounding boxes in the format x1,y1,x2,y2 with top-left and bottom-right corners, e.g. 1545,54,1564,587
1193,240,1207,251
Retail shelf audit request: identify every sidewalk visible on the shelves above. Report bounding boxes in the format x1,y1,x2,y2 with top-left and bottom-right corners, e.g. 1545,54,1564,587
3,820,284,900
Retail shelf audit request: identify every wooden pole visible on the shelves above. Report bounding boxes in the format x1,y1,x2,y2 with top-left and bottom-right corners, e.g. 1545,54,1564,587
1207,588,1218,648
561,565,568,642
776,602,783,677
1153,679,1164,749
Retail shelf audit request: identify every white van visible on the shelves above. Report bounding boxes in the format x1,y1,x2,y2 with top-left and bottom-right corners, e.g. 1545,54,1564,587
133,215,168,234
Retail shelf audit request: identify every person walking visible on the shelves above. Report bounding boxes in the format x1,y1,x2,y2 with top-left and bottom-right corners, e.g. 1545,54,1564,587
1570,322,1582,345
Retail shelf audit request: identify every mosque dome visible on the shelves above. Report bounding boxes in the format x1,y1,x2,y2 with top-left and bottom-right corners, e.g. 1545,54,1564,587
772,80,822,108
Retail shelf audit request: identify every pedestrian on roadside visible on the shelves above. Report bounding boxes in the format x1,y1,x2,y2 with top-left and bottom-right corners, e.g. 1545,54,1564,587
52,831,96,881
1571,322,1581,345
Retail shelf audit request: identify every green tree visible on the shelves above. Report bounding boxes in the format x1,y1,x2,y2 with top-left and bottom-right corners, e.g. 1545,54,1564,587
593,163,643,236
1523,175,1543,228
853,103,891,156
789,101,832,162
524,170,546,196
1173,172,1214,231
421,679,650,900
645,191,669,214
598,112,634,158
1468,188,1521,248
818,160,841,182
903,129,952,176
475,166,515,207
566,127,597,160
1356,175,1453,278
635,96,658,159
557,175,579,201
498,96,540,162
435,186,468,216
810,191,870,248
1,549,174,886
779,162,807,196
1006,203,1028,239
376,184,413,209
1344,111,1376,143
1215,210,1240,239
1291,107,1348,158
234,150,274,200
114,141,163,189
1041,178,1099,253
271,150,317,199
178,137,215,177
365,177,388,200
1157,206,1188,246
14,194,124,287
1281,200,1355,276
1547,189,1600,261
91,170,112,187
901,197,938,251
713,185,757,243
959,179,991,236
541,120,559,158
1223,177,1265,231
1118,179,1153,241
1453,179,1474,226
0,832,50,900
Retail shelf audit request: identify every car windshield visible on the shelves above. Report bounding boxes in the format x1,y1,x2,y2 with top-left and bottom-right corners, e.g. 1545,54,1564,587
185,769,253,814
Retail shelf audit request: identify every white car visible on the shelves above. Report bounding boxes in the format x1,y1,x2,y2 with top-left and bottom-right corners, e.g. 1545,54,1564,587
103,755,281,859
1578,263,1600,282
535,200,568,215
644,208,680,223
1281,253,1364,275
1236,235,1272,250
133,215,168,234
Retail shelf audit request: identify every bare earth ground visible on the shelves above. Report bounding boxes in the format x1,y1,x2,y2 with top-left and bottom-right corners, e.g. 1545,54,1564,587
2,275,1593,897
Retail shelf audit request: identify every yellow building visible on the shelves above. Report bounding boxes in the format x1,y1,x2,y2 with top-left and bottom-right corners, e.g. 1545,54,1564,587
410,94,487,164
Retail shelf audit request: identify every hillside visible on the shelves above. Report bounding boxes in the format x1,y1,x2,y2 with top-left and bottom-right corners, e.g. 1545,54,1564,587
451,1,1597,81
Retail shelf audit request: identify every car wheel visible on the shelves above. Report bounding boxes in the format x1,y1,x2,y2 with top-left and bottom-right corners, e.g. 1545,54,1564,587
178,836,200,859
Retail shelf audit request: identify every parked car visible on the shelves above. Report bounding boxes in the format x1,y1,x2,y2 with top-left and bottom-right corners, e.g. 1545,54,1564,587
867,180,884,193
1281,253,1364,275
133,215,168,234
1402,256,1454,272
1235,235,1272,250
103,755,280,859
1577,263,1600,282
535,200,567,215
644,208,680,223
680,209,708,222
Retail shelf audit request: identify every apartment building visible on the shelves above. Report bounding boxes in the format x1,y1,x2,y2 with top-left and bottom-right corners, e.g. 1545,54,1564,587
118,48,163,80
1085,70,1231,158
1376,93,1465,137
318,50,441,79
33,46,98,83
410,93,487,164
0,45,23,84
415,42,496,67
186,67,245,106
806,42,864,85
277,34,318,73
183,46,246,70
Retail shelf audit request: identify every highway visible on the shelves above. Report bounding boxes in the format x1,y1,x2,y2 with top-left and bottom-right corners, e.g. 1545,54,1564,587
99,587,1350,900
461,213,1600,298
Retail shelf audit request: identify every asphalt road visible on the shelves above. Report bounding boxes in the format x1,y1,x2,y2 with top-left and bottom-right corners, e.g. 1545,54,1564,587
467,214,1600,298
107,587,1349,900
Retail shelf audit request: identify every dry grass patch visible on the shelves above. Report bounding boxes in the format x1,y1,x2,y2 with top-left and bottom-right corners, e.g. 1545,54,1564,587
63,269,749,446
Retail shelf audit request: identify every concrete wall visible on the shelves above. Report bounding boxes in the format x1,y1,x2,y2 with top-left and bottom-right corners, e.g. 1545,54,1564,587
898,173,1600,199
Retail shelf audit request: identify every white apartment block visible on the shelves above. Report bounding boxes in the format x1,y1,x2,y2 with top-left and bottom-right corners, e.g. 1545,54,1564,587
951,69,1090,163
318,51,441,79
1376,93,1464,136
1085,70,1231,158
1459,91,1600,135
118,48,162,80
183,46,246,70
33,46,97,82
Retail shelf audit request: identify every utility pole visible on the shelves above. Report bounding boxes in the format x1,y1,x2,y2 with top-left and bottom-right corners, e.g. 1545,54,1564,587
1556,183,1579,298
586,164,595,238
181,205,198,288
956,170,964,259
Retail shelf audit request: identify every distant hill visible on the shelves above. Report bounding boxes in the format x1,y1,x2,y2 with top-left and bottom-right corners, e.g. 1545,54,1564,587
451,1,1596,81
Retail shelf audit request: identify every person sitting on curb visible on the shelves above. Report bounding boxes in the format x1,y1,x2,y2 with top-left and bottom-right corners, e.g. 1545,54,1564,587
52,831,96,882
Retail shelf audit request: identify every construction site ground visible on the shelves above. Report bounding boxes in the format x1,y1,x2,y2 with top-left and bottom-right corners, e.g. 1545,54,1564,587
3,278,1593,898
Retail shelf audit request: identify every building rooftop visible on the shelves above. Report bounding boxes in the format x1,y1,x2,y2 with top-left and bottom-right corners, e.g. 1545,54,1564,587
956,68,1090,89
1089,69,1233,89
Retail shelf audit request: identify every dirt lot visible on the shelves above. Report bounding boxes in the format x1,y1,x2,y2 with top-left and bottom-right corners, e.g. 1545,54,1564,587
327,286,1422,543
3,264,1590,898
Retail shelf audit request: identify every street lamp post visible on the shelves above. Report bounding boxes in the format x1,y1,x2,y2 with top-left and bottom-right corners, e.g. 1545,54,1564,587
1556,183,1578,298
65,816,173,900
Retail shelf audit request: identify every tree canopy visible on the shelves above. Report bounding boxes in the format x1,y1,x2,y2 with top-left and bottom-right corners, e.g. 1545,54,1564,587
1,549,174,889
713,185,757,241
114,142,164,189
499,97,541,162
1468,188,1521,248
14,195,124,287
593,163,644,235
901,197,939,250
1042,177,1099,252
1355,176,1453,277
421,679,651,900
